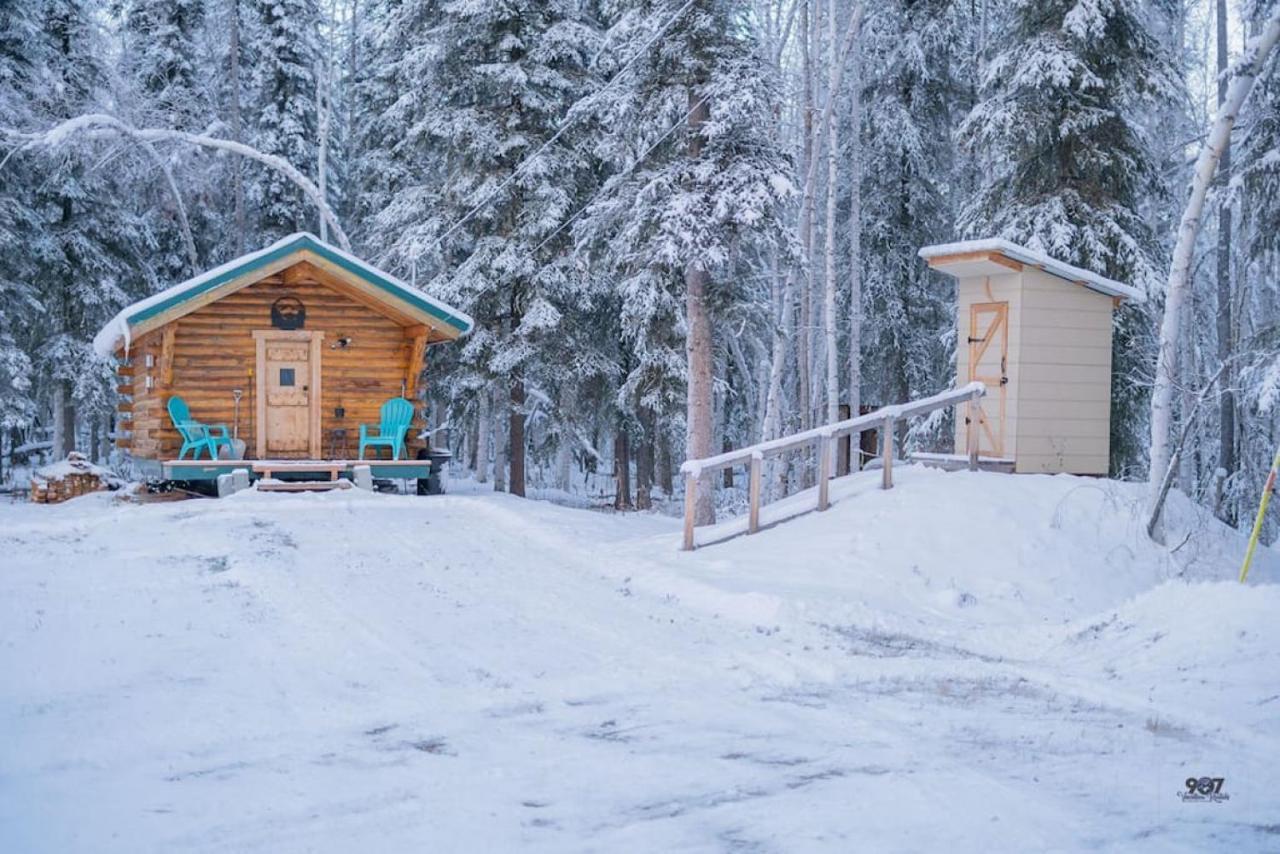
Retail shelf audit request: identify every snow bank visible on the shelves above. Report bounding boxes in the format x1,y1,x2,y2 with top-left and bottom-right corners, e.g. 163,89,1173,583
1,468,1275,851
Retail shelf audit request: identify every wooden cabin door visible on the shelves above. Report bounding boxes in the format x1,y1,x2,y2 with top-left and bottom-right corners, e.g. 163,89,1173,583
967,302,1008,457
253,330,323,459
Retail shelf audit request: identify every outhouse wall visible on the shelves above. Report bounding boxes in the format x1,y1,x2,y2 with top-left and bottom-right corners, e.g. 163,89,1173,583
1012,268,1114,474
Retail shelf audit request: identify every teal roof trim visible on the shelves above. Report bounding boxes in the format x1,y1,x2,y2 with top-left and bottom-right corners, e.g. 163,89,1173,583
94,233,473,356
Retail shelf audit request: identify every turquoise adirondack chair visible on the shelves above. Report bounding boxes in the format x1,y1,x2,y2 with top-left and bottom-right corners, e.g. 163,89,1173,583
168,396,233,460
359,397,415,460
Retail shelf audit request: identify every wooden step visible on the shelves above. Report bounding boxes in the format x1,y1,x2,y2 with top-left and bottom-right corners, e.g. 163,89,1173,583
255,479,352,493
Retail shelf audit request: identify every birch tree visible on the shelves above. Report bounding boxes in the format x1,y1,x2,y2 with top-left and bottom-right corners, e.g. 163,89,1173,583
1148,5,1280,534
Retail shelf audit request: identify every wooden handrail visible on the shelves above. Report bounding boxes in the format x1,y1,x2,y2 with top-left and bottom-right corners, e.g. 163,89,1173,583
681,382,987,550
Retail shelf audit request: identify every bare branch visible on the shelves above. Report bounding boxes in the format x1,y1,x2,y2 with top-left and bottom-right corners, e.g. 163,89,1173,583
0,113,351,252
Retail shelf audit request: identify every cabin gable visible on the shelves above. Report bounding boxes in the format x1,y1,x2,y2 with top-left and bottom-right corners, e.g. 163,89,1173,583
95,233,472,359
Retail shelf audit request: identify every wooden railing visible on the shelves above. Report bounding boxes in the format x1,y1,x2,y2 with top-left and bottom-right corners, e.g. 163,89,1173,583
680,382,988,550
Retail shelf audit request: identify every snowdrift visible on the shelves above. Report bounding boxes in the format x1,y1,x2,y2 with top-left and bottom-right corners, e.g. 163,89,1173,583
1,466,1276,851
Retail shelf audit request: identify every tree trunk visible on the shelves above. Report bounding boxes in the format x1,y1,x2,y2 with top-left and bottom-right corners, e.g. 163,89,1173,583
1215,0,1236,509
657,431,674,495
823,0,843,427
53,381,75,459
847,22,863,425
797,0,815,434
316,55,330,243
1178,300,1198,493
555,435,572,492
347,0,358,150
635,409,654,510
475,389,490,483
99,414,112,463
229,0,246,255
493,389,508,493
509,377,526,497
685,90,716,526
1147,6,1280,535
614,429,632,510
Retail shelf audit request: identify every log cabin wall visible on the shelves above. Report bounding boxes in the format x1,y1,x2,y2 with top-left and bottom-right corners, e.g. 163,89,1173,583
116,328,164,458
122,265,427,461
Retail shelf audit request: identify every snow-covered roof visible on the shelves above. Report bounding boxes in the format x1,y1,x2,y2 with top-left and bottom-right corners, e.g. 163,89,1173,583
918,238,1144,302
93,233,474,357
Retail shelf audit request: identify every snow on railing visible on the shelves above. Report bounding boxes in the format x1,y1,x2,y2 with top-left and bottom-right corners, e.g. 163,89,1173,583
680,382,987,550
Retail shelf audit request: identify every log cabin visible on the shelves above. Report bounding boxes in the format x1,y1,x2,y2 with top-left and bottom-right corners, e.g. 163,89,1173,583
94,233,473,485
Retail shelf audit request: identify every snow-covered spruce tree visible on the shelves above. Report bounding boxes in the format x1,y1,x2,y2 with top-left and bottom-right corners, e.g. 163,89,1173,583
858,0,959,423
116,0,212,282
118,0,210,127
418,0,600,497
249,0,322,240
0,1,40,438
581,0,792,523
24,0,147,458
959,0,1179,475
350,0,446,265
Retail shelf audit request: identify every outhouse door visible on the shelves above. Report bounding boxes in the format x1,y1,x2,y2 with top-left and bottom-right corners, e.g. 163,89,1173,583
967,302,1008,457
253,330,324,459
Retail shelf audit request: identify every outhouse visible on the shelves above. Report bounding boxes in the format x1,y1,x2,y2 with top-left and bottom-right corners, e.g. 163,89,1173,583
918,239,1142,475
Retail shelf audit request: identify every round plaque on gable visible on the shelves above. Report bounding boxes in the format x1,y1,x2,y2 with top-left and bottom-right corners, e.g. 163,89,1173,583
271,296,306,330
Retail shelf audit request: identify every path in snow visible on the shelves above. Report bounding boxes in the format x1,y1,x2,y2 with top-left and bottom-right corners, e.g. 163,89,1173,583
1,467,1277,852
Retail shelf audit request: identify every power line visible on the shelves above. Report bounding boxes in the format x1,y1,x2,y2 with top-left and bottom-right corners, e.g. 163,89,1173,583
529,96,708,258
429,0,697,252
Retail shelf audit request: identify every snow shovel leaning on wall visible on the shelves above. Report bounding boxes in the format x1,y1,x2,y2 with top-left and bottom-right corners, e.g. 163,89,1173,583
1239,447,1280,583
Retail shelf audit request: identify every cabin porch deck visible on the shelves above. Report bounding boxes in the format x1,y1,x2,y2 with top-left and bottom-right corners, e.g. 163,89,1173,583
146,457,432,482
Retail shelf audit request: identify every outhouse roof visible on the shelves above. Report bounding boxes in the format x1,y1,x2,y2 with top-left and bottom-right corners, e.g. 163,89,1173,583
93,233,474,357
918,238,1144,302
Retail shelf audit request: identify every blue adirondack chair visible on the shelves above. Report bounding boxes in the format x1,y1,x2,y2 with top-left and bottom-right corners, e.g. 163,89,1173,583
359,397,415,460
167,396,233,460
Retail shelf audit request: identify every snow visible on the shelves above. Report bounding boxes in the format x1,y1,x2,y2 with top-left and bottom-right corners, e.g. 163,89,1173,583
91,233,475,358
918,237,1145,301
30,452,120,485
2,467,1277,851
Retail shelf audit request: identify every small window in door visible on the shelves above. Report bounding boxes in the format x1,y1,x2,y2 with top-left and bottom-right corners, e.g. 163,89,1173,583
279,367,296,387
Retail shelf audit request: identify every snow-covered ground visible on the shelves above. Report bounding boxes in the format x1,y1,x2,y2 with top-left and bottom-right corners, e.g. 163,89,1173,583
2,467,1278,852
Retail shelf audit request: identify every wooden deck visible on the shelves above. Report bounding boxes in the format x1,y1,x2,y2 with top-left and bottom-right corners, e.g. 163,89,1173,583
160,458,431,482
910,451,1016,474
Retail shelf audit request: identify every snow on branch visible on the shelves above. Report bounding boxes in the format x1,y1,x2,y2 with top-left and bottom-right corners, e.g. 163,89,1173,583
0,114,351,253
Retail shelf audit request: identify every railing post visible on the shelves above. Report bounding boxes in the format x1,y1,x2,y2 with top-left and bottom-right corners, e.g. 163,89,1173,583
748,452,763,534
881,417,894,490
818,435,832,511
836,403,851,476
967,397,980,471
682,470,697,551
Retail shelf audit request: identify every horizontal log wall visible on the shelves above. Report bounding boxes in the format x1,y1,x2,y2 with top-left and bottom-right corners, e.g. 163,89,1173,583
121,266,426,461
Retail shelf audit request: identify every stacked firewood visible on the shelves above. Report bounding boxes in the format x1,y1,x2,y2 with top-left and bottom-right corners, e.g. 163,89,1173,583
29,452,118,504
